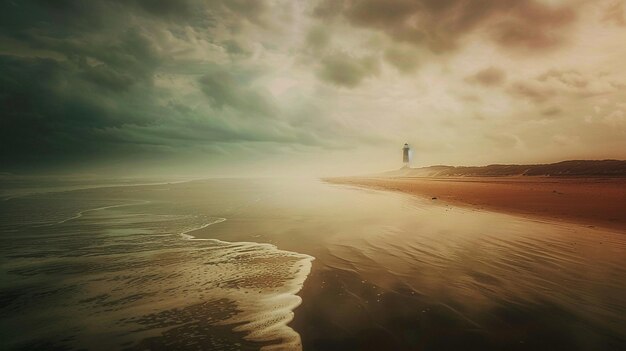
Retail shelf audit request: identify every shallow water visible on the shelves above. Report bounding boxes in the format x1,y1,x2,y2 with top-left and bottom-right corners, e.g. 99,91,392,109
0,179,313,350
0,178,624,350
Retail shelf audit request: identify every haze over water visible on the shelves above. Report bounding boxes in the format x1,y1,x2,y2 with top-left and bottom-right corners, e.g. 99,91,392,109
1,178,625,350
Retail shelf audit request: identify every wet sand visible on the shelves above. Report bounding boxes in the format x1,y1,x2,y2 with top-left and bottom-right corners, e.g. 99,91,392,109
325,177,626,232
2,178,625,350
288,179,626,350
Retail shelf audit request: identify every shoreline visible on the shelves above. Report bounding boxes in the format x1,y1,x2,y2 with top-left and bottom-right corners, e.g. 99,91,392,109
324,176,626,232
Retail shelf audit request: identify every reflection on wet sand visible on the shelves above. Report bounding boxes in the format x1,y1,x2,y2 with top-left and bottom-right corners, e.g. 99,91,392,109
1,178,624,350
292,197,626,350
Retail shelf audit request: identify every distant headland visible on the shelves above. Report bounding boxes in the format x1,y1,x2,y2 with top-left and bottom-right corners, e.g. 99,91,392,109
326,159,626,231
380,160,626,178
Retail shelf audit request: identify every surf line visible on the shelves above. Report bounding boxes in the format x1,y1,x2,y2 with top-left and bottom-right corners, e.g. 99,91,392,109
178,215,316,351
179,217,298,253
34,200,151,227
180,217,227,240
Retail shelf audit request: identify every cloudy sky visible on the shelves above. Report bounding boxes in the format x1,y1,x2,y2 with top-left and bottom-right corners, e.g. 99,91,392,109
1,0,625,176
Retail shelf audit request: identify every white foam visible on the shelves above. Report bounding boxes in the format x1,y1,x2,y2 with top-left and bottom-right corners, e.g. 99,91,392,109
6,202,315,350
181,218,314,350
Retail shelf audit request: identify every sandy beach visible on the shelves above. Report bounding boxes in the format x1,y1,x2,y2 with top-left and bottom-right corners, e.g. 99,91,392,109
2,178,625,350
325,177,626,232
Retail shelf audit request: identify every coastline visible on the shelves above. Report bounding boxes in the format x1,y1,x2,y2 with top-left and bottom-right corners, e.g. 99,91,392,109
324,176,626,232
3,177,625,350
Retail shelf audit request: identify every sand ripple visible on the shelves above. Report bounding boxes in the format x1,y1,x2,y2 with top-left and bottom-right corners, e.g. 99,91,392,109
323,205,626,340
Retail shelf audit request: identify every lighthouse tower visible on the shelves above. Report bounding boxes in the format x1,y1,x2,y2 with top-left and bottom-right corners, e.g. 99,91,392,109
402,143,410,167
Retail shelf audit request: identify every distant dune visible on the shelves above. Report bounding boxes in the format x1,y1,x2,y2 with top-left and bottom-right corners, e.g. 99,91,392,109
328,160,626,230
380,160,626,177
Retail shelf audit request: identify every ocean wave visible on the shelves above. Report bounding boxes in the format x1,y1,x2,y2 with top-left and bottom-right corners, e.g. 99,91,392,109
0,201,314,350
181,218,314,350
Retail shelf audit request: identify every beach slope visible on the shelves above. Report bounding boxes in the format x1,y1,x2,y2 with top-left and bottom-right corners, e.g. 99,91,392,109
325,176,626,232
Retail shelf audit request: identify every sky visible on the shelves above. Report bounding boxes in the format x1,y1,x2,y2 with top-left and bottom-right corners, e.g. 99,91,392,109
1,0,625,177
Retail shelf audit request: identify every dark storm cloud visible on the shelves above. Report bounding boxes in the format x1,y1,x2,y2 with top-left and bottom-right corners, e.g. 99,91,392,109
313,0,578,53
221,39,252,57
0,0,305,172
317,52,380,88
301,24,382,88
0,0,263,32
0,51,322,170
0,0,168,170
198,71,277,117
3,0,621,174
134,0,197,18
0,54,164,167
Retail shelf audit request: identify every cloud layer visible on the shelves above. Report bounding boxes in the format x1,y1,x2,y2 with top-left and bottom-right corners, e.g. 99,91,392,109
1,0,625,175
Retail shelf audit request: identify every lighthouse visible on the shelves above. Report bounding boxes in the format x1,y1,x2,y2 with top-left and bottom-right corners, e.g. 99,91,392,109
402,143,410,167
